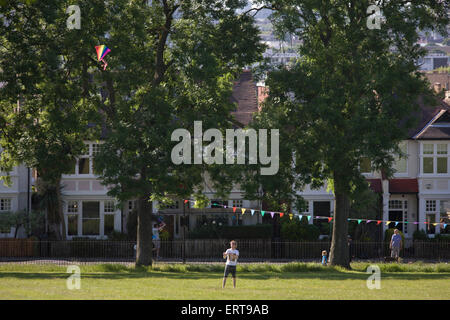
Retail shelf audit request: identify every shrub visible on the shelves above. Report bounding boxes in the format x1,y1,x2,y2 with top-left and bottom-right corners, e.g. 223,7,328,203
413,229,428,241
187,224,272,239
280,219,320,241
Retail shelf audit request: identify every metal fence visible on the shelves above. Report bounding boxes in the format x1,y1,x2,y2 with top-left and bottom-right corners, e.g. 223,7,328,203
0,239,449,264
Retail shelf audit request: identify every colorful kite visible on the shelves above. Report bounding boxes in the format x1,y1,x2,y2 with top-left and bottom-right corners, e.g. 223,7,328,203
95,45,111,70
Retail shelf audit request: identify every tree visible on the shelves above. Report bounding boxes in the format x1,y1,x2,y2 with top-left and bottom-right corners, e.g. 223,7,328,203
0,1,111,239
92,1,265,266
245,0,449,268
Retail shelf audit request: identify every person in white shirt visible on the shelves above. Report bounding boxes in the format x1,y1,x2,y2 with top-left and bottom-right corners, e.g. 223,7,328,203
222,240,239,288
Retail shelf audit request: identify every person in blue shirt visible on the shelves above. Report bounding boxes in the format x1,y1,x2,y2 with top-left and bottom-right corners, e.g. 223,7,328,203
390,229,402,262
321,250,328,266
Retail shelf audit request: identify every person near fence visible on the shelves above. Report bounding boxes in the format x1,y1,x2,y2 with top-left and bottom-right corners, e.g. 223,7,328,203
222,240,239,288
152,221,166,260
321,250,328,266
390,229,402,262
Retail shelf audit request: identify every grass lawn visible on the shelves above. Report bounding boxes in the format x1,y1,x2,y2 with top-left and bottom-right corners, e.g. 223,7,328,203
0,262,449,300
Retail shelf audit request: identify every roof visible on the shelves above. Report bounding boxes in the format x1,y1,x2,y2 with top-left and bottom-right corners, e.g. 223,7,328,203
410,98,450,140
389,179,419,194
230,70,259,127
408,97,450,140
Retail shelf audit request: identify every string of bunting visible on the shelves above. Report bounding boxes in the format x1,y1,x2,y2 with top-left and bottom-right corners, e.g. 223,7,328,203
182,199,448,228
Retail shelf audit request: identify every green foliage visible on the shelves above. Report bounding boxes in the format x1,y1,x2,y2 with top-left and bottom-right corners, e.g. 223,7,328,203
187,224,272,239
0,210,45,238
280,218,320,241
413,229,429,241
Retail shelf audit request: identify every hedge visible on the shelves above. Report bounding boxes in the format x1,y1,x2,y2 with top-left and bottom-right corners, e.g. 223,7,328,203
187,224,272,239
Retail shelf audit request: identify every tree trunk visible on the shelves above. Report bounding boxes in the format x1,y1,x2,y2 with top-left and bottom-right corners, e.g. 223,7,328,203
329,174,351,269
136,195,153,266
56,178,66,240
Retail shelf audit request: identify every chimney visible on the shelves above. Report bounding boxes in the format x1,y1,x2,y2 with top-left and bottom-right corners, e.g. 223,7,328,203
434,82,442,93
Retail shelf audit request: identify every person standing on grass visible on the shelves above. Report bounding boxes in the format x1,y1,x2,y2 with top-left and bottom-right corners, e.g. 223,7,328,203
222,240,239,288
321,250,328,266
152,221,166,260
390,229,402,262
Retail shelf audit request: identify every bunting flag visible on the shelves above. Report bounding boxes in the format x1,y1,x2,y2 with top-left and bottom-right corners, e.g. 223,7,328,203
179,199,445,228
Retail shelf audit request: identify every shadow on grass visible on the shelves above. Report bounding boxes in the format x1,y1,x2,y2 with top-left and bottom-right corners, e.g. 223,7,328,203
1,269,449,282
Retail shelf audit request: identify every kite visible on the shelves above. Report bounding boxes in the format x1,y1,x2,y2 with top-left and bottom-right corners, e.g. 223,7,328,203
95,45,111,70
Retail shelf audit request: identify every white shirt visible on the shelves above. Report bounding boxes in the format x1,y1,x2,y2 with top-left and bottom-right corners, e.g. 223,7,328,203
225,249,239,266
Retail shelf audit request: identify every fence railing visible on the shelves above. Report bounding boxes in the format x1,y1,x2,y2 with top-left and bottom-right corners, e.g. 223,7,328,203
0,239,449,264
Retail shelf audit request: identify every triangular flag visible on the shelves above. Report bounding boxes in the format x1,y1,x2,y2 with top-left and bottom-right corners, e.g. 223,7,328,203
251,209,255,216
395,222,399,226
432,223,438,226
377,221,382,225
261,211,265,217
444,223,447,229
233,207,237,213
280,212,284,218
184,200,189,204
386,221,391,226
299,215,303,220
367,220,371,224
224,205,227,208
289,213,293,220
307,216,311,221
358,219,362,224
328,217,333,223
241,208,246,215
270,212,275,218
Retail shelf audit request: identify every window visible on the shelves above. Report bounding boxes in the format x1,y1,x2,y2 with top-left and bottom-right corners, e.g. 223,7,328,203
82,201,100,235
92,144,101,155
426,214,436,234
389,200,403,209
78,158,90,174
104,214,115,236
128,201,135,211
67,215,78,236
393,142,407,173
104,201,115,213
426,200,436,212
360,157,372,173
422,143,449,174
0,199,11,211
232,200,243,208
440,201,450,234
68,201,79,213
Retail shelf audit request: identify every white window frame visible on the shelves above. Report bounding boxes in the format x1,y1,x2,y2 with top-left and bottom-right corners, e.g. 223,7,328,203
420,142,450,176
393,141,408,176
